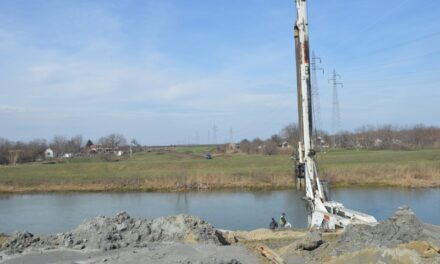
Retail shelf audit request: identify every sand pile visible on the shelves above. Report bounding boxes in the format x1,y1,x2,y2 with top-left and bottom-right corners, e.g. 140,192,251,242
1,212,227,255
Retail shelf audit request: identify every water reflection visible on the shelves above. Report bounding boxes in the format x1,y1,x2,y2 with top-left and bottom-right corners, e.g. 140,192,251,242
175,192,189,213
0,194,11,200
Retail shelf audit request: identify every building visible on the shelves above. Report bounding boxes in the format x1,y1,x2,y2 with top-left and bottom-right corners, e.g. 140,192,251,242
373,138,383,148
45,148,54,159
115,150,124,157
226,143,238,153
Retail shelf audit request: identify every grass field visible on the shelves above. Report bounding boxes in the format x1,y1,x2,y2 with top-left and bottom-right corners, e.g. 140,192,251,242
0,148,439,192
317,149,440,188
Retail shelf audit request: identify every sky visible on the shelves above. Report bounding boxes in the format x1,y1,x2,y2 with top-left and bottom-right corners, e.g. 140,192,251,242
0,0,439,145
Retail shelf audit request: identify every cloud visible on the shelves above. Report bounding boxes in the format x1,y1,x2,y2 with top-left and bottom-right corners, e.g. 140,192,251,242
1,0,439,143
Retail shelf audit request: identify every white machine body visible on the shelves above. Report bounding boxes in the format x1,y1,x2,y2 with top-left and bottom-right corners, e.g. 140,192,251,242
294,0,377,229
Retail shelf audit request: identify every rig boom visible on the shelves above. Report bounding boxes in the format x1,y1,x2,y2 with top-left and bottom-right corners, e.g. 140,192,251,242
293,0,377,229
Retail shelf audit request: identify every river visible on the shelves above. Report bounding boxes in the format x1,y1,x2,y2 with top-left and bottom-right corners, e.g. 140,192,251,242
0,188,439,234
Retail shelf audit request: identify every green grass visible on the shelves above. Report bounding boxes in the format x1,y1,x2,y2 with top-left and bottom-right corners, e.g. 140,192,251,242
0,148,439,192
318,149,440,165
174,145,216,155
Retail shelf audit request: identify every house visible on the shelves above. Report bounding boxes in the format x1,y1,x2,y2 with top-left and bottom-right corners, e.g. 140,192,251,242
373,138,383,148
226,143,237,153
45,148,54,159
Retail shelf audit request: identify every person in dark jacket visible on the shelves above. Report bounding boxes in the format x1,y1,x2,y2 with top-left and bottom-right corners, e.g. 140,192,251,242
269,218,278,230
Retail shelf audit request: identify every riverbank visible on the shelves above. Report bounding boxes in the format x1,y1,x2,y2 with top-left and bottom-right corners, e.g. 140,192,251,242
0,148,439,192
1,209,439,263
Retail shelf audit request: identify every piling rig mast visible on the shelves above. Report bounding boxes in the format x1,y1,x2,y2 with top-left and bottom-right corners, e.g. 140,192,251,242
293,0,377,229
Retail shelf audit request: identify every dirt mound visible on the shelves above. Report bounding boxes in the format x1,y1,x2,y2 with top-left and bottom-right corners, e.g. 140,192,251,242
276,208,440,263
295,229,323,251
1,212,227,255
333,207,440,255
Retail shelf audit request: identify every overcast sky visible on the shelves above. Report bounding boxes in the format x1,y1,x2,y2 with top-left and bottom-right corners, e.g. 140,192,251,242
1,0,439,145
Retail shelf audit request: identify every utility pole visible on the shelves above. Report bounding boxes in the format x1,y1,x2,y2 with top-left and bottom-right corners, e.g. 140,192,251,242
229,127,233,144
212,125,217,145
311,51,324,146
195,131,199,145
328,69,343,148
208,130,211,145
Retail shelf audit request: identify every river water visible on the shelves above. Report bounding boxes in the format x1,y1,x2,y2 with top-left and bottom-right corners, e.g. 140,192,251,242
0,188,439,234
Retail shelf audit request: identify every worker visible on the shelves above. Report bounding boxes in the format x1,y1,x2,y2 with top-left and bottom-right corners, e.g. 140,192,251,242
280,213,292,228
269,218,278,230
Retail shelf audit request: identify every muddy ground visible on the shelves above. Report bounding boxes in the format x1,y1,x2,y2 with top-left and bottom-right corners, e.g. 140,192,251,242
1,208,439,264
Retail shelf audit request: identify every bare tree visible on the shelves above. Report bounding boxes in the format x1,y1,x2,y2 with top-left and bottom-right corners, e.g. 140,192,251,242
130,139,142,152
25,139,48,161
281,123,300,148
270,134,283,146
0,137,13,164
50,136,68,156
263,141,278,155
240,139,251,154
98,133,127,149
66,135,83,153
250,138,263,154
130,139,141,147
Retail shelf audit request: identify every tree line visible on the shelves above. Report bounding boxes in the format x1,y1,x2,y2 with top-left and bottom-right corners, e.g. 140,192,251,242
0,133,139,164
1,124,439,164
330,125,440,150
238,124,440,155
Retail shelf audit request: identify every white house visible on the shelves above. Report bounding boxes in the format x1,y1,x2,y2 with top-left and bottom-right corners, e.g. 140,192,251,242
373,138,383,148
45,148,54,159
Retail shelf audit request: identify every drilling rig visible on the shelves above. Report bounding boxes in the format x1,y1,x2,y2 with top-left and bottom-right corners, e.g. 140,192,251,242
293,0,377,229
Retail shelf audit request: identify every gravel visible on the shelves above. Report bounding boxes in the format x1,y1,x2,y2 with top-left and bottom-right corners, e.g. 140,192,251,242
0,212,227,255
332,207,440,255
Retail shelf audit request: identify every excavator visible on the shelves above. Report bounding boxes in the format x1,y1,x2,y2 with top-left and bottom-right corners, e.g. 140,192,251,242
293,0,377,229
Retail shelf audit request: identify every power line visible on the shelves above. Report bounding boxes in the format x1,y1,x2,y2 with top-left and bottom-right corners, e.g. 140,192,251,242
369,30,440,55
332,0,411,53
356,0,411,35
229,127,233,144
342,49,440,75
328,69,343,146
311,51,324,139
336,29,440,65
212,125,217,145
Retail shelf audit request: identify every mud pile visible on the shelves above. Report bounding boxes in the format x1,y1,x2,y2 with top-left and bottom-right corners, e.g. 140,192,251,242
1,212,227,255
274,208,440,263
332,207,440,255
